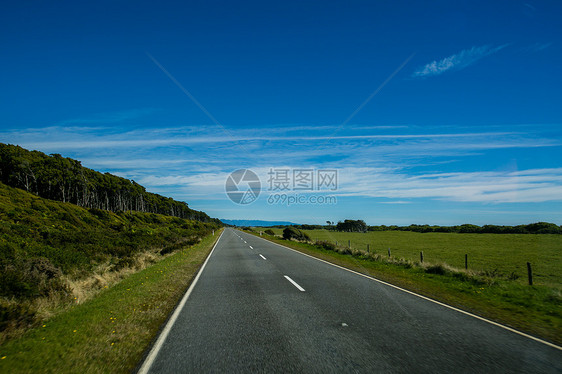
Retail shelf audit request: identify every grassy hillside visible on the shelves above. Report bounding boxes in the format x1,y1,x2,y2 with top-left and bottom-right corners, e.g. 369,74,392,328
0,182,219,342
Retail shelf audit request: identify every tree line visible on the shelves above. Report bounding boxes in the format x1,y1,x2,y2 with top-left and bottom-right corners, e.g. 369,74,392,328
368,222,562,234
0,143,221,224
281,221,562,234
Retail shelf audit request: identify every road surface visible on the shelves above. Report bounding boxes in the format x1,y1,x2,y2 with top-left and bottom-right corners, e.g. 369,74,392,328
139,228,562,373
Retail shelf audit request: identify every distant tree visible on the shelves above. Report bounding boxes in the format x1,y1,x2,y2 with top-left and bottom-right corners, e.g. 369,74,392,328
458,224,481,233
298,224,322,230
336,219,367,233
525,222,561,234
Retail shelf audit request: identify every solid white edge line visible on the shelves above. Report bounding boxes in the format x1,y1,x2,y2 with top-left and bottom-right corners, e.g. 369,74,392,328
138,229,226,374
245,230,562,351
284,275,305,292
259,254,266,260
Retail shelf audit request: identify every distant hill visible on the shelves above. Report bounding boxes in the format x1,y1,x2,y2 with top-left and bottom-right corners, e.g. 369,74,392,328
221,219,299,227
0,143,220,224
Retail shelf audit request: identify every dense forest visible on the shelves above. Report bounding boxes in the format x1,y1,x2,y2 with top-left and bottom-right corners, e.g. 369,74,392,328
0,143,220,224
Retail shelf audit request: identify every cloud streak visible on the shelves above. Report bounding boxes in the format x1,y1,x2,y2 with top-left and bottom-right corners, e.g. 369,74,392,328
413,44,508,78
1,123,561,210
0,125,545,151
134,166,562,204
334,167,562,203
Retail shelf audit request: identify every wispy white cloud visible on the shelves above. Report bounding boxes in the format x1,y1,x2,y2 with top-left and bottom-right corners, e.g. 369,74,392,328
333,167,562,203
1,124,558,178
11,132,526,150
1,124,560,206
0,124,545,151
412,44,509,78
134,166,562,204
525,42,553,53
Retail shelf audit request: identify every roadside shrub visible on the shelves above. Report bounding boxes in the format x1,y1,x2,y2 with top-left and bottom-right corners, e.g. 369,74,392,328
424,264,451,276
0,257,66,299
0,265,35,298
159,236,199,255
113,256,136,271
283,227,310,241
338,247,352,255
0,300,35,333
264,229,275,236
316,241,336,251
28,257,62,279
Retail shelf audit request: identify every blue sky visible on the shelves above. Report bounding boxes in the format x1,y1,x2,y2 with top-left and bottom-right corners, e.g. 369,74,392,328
1,0,561,225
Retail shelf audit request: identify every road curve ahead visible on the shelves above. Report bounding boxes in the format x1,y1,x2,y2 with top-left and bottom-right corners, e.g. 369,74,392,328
140,228,561,373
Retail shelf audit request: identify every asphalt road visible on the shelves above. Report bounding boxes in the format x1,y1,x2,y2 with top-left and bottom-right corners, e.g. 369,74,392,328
140,228,562,373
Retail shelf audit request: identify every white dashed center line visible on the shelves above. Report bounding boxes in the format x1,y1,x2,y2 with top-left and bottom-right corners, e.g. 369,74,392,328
259,254,266,260
249,246,253,249
284,275,305,292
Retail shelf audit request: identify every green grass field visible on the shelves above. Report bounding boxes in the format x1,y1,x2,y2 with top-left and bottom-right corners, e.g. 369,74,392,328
266,228,562,289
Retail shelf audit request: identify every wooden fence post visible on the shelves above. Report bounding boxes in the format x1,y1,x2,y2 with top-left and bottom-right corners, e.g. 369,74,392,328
465,254,468,270
388,248,391,257
420,251,424,263
348,240,351,248
527,262,533,285
367,244,370,253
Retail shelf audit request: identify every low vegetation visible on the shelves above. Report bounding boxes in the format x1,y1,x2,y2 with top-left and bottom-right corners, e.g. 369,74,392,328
250,227,562,345
0,182,219,343
0,229,222,373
